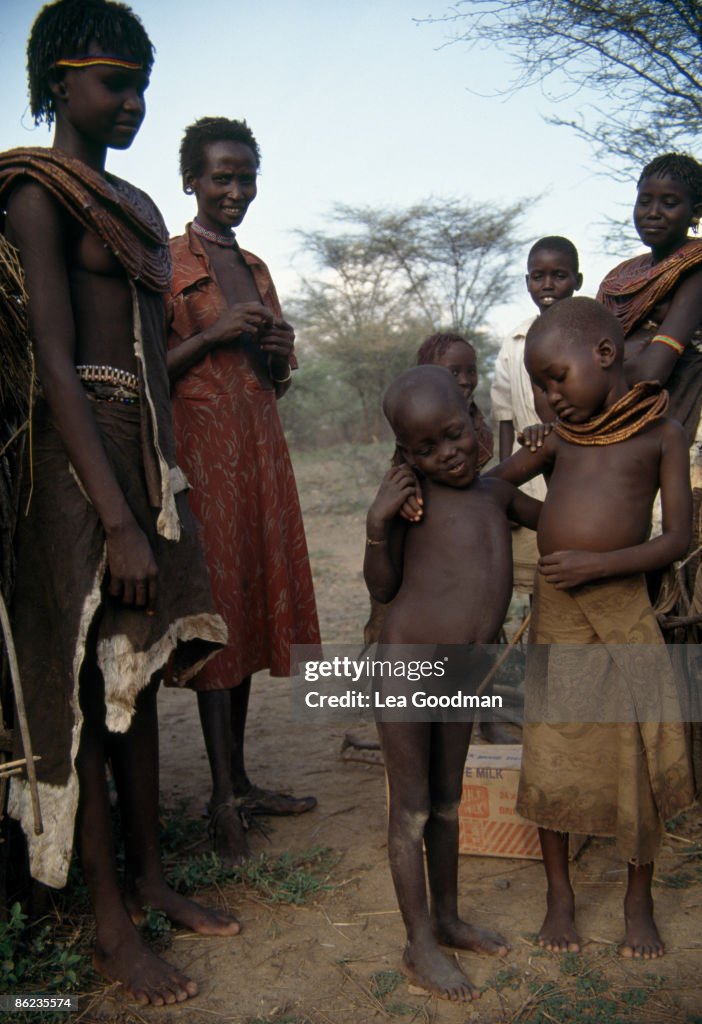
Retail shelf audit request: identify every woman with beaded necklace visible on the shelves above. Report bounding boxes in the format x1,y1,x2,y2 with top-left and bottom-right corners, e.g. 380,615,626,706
167,117,320,866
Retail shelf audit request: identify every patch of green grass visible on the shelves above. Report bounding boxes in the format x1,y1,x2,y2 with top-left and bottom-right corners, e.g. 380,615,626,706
169,846,338,905
0,902,89,1024
139,906,173,950
658,871,694,888
158,798,205,855
244,1015,309,1024
665,813,687,831
487,954,669,1024
490,964,521,992
369,968,403,999
384,1002,415,1016
368,968,416,1018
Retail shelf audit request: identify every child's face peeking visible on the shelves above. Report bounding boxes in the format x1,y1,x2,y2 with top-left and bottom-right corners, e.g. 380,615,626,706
525,326,613,424
396,394,478,487
434,342,478,402
526,249,582,314
54,42,148,151
634,174,701,259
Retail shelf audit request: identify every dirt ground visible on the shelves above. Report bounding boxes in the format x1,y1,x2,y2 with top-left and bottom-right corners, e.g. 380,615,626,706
87,443,702,1024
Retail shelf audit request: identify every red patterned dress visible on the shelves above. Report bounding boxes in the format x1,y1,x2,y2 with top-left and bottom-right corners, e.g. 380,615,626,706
167,225,320,689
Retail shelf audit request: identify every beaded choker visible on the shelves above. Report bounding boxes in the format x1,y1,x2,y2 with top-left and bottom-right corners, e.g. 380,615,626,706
191,220,236,248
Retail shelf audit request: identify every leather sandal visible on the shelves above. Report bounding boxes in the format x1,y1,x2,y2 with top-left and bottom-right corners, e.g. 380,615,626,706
207,800,249,865
236,785,317,817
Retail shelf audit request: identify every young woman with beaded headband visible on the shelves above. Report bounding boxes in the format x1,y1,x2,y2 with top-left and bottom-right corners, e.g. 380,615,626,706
0,0,239,1006
26,0,155,125
167,117,320,866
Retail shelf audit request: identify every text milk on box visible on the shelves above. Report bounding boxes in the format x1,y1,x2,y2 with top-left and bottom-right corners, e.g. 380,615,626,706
458,745,585,860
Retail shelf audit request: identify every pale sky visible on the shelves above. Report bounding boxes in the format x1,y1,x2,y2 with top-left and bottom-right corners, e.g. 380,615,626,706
1,0,643,341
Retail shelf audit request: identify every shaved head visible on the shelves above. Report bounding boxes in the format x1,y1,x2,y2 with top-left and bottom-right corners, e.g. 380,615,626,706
526,296,624,360
383,366,465,439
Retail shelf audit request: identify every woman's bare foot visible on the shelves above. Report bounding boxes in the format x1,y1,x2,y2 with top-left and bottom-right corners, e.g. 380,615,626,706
538,888,580,953
127,878,240,936
619,893,664,959
434,917,510,956
94,922,198,1006
402,939,480,1002
208,800,250,866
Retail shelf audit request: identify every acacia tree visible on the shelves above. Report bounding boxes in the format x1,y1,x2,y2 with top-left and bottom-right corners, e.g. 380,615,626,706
282,197,527,444
425,0,702,172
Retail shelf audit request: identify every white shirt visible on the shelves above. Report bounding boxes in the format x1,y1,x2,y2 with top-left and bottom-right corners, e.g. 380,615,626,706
490,314,546,501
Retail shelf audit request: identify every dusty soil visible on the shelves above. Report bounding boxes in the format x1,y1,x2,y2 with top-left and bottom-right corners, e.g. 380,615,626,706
87,444,702,1024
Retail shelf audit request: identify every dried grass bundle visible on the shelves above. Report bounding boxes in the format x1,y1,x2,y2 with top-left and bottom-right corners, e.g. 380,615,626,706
0,233,33,430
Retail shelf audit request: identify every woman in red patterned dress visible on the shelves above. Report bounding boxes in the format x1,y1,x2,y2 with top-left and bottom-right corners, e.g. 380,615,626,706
167,117,320,865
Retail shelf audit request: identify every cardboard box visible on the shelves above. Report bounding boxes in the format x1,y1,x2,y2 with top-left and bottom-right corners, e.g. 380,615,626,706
458,744,585,860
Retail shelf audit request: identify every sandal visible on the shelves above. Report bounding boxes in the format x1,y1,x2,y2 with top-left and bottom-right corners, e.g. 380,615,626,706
237,785,317,817
207,800,250,866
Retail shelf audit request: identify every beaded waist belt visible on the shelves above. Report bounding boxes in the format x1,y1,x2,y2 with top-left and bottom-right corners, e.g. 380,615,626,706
76,364,139,405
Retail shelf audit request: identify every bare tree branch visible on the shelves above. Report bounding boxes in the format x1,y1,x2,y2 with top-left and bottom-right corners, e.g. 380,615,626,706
423,0,702,173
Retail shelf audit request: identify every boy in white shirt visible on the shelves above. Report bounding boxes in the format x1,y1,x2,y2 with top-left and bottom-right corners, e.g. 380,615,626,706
491,236,582,593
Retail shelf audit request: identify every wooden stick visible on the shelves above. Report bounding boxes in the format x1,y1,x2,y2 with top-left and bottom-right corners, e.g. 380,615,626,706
0,592,43,834
0,754,41,772
476,612,532,698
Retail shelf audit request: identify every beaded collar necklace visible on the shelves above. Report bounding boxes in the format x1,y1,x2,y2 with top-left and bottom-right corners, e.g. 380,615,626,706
192,219,236,248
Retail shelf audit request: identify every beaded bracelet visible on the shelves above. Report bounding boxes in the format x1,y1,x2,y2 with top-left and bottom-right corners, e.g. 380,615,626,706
366,536,387,546
652,333,685,355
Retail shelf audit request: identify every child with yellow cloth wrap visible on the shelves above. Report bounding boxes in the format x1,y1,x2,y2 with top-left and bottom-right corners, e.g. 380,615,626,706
491,296,694,961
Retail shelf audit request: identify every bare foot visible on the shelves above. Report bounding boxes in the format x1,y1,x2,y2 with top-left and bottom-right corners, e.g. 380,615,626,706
402,940,480,1002
127,878,240,936
538,888,580,953
435,917,510,956
209,800,251,866
619,894,664,959
94,923,198,1006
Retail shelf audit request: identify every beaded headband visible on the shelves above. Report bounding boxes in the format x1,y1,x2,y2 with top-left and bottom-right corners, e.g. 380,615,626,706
53,56,143,70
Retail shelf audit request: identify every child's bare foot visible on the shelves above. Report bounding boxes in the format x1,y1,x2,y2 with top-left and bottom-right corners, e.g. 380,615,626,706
94,923,198,1006
208,800,250,866
619,894,664,959
127,878,240,936
402,940,480,1002
538,889,580,952
435,917,510,956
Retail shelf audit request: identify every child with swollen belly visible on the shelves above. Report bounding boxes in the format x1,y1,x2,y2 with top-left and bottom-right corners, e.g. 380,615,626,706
364,365,540,1001
493,296,694,959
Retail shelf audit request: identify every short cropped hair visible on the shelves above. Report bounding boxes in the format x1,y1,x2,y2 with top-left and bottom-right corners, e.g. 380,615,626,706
383,365,463,435
638,153,702,207
28,0,154,126
526,296,624,354
527,236,580,274
179,117,261,178
415,332,475,366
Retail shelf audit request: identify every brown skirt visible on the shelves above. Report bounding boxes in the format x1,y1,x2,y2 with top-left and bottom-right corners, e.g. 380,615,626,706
517,573,693,864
